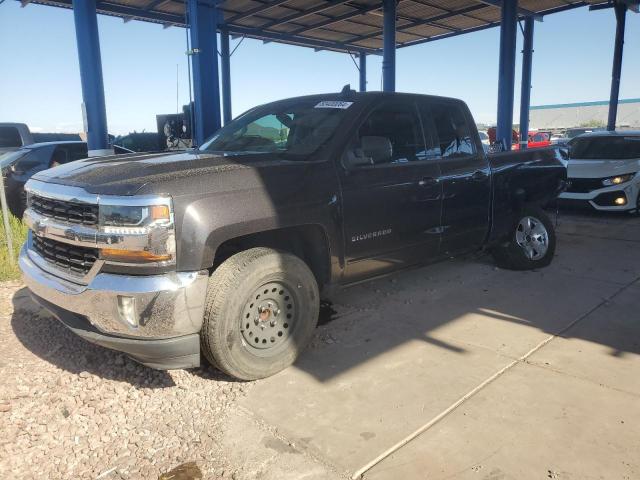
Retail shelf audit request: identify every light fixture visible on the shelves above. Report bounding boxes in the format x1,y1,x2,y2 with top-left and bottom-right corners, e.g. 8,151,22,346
117,295,138,328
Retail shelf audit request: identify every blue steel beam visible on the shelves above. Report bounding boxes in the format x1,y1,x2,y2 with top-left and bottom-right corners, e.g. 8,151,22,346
187,0,221,145
607,1,627,131
220,28,232,125
359,53,367,92
518,16,534,149
72,0,109,154
382,0,396,92
496,0,518,150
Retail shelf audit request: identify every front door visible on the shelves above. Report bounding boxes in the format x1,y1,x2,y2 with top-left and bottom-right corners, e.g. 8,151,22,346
338,99,443,282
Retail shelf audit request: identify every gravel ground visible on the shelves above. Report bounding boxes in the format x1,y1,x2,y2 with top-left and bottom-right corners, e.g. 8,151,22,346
0,281,251,479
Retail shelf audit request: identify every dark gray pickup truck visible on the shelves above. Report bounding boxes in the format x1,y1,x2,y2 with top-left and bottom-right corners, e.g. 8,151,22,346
20,91,566,380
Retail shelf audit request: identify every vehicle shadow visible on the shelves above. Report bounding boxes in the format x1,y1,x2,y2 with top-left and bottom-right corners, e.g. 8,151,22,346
10,288,178,388
292,222,640,383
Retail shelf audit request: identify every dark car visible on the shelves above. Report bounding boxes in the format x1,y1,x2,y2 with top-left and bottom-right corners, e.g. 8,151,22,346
1,141,89,217
20,91,566,380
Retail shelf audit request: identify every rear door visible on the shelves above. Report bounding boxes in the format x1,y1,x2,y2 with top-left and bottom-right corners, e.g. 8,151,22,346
425,100,491,255
339,98,443,282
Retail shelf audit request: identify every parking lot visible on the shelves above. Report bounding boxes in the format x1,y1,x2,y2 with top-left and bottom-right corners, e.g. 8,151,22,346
1,209,639,479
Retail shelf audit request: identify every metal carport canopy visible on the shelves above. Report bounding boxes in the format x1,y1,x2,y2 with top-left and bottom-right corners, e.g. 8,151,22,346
24,0,609,55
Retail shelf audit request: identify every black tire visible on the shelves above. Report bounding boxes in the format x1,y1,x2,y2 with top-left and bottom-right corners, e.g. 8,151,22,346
491,206,556,271
200,247,319,380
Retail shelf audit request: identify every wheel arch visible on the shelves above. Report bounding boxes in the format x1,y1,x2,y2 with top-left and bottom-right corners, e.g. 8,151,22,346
208,224,333,289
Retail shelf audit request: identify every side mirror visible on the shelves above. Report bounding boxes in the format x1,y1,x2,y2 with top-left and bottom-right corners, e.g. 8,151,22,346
361,136,392,164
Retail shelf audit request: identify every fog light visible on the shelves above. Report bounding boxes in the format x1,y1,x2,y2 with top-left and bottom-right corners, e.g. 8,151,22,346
117,296,138,328
615,197,626,206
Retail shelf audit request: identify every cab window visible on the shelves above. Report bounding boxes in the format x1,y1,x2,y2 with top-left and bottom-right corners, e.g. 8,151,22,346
427,102,476,158
0,127,22,148
357,101,428,164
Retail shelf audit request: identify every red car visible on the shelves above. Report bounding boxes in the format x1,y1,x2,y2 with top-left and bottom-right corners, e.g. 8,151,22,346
512,131,552,150
527,131,552,148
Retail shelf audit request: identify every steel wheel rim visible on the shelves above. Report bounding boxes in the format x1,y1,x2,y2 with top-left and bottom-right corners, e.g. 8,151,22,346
515,216,549,260
240,282,296,352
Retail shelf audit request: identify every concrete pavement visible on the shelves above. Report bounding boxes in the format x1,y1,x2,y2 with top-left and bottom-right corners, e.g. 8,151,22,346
238,211,640,479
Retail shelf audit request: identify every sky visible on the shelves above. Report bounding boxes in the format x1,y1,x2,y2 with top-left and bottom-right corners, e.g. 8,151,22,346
0,1,638,135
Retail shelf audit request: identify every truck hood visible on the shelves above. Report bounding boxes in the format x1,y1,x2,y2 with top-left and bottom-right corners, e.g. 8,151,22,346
31,150,289,196
567,158,640,179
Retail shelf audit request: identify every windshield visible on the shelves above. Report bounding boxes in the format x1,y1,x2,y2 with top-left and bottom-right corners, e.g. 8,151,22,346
199,99,352,157
569,136,640,160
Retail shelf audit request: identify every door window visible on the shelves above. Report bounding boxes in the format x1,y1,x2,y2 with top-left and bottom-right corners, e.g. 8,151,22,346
68,143,88,161
357,102,428,164
427,102,476,158
51,146,70,167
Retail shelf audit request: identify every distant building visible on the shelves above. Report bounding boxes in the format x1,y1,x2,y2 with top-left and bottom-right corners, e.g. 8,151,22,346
529,98,640,130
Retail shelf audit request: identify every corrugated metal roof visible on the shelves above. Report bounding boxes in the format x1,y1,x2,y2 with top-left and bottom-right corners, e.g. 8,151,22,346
25,0,607,54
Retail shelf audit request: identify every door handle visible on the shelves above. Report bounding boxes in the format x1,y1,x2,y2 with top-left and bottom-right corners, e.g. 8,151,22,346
418,177,439,187
470,170,487,182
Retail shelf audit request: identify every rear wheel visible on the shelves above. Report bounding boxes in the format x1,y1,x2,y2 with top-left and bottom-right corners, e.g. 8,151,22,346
200,247,319,380
491,206,556,270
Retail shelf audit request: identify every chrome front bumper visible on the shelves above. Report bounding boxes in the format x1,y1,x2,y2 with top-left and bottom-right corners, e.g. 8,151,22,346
19,243,209,339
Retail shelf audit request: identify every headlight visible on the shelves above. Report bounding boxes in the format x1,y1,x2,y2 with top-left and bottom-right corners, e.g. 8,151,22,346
99,204,170,227
98,199,176,264
602,173,636,186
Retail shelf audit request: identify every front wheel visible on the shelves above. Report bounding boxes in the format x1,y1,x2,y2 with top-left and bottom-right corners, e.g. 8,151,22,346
200,247,319,380
491,206,556,270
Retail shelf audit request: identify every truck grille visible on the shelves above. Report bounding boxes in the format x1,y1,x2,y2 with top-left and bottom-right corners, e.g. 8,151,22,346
565,178,604,193
32,235,98,275
31,195,98,226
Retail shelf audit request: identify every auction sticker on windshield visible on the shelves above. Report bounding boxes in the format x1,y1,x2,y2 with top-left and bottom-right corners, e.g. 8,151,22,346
314,101,353,109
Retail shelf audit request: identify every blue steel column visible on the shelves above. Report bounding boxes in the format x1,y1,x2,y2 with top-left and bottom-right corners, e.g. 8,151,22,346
220,28,232,125
496,0,518,150
187,0,221,146
382,0,396,92
519,17,534,150
359,53,367,92
72,0,109,155
607,2,627,131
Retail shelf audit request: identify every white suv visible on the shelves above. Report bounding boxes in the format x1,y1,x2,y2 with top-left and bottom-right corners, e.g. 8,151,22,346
559,131,640,213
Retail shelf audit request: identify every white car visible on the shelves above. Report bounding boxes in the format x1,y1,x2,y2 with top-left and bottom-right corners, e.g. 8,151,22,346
559,131,640,212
